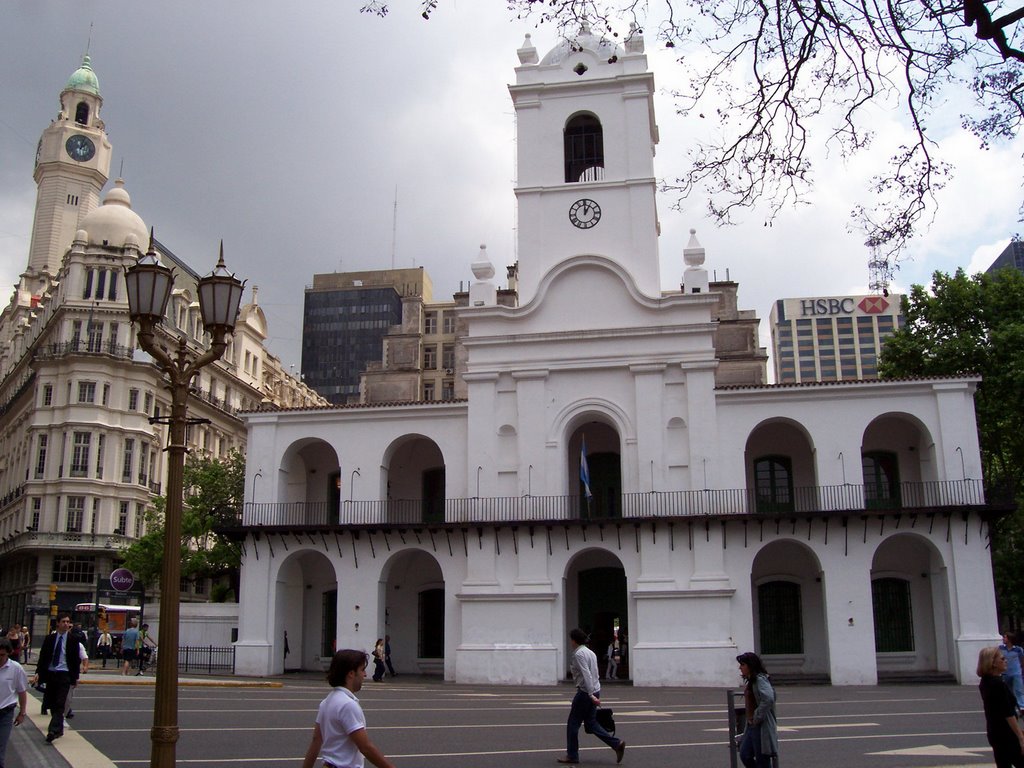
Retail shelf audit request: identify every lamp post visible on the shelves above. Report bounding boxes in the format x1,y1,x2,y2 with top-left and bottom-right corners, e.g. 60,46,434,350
125,236,244,768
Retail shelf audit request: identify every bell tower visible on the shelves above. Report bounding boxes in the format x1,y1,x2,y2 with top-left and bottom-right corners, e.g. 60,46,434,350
26,55,112,286
509,25,660,304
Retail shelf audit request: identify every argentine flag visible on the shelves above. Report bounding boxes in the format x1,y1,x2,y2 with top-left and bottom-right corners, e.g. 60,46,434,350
580,436,592,500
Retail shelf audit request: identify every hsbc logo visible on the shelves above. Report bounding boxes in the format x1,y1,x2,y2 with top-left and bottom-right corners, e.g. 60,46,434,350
858,296,889,314
797,296,891,317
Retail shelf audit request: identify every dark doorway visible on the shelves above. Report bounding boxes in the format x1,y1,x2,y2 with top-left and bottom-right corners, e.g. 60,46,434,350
578,566,627,677
422,468,445,523
418,588,444,658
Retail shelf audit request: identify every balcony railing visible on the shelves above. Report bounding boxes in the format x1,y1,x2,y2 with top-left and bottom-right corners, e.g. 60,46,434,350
235,479,987,528
34,339,136,361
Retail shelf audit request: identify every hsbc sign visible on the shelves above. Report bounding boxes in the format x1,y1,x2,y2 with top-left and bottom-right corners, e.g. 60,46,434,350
797,296,890,317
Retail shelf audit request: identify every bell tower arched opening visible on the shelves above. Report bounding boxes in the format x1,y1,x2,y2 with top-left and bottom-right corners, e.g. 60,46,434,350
564,113,604,183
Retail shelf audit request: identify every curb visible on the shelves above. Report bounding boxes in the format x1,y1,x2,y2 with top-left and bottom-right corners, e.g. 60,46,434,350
78,675,282,688
23,689,117,768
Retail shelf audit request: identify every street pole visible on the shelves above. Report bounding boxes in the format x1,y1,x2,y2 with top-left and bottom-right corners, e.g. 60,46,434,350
126,238,244,768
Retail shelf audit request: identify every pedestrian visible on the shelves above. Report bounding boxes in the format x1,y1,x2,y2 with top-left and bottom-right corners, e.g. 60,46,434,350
97,627,113,668
736,652,778,768
371,639,385,682
0,638,29,768
557,628,625,765
121,619,140,676
384,635,396,677
19,627,30,663
979,646,1024,768
137,624,157,675
3,628,20,664
284,630,291,668
63,638,89,720
1001,632,1024,711
606,639,619,680
301,648,395,768
30,613,83,743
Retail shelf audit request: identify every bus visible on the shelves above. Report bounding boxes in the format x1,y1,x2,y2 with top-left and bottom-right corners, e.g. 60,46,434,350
73,602,142,636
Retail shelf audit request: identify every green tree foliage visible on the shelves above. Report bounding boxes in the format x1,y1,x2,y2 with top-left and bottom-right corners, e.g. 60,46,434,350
120,449,245,601
879,266,1024,625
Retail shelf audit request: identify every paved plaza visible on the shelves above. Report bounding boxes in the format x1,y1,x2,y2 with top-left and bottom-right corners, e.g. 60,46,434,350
8,671,995,767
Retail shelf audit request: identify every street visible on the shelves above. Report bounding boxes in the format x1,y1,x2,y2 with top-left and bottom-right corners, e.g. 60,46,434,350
11,673,994,767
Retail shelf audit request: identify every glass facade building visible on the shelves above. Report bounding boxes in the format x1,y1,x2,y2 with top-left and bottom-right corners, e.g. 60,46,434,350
301,269,430,405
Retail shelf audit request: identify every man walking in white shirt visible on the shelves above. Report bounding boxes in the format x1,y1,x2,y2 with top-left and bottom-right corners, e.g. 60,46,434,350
557,628,625,765
0,638,29,768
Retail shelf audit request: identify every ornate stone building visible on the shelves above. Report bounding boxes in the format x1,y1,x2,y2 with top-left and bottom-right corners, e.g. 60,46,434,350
0,56,323,633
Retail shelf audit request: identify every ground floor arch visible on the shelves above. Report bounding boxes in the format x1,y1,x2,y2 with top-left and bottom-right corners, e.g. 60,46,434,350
871,533,952,677
275,549,337,672
751,539,830,679
380,548,445,675
564,548,628,679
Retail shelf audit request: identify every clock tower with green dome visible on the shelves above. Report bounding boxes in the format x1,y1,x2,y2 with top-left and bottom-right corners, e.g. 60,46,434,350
26,54,113,285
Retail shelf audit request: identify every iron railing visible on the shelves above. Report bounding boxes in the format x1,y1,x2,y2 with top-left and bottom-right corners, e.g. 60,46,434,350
177,644,236,675
34,339,136,361
236,478,986,527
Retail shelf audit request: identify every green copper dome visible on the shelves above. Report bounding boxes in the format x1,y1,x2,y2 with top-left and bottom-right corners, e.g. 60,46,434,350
65,55,100,96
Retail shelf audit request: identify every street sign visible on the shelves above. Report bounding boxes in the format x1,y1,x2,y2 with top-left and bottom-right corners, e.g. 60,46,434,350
110,568,136,592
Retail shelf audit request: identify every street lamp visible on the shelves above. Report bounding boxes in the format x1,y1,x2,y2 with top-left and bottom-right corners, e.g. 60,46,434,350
125,235,244,768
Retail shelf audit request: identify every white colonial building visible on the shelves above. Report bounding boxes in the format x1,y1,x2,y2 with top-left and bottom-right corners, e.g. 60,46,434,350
232,28,999,686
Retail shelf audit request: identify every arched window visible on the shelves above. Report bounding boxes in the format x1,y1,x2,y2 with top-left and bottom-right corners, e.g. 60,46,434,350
872,577,914,652
862,451,900,510
753,456,794,513
758,580,803,654
75,102,90,126
564,114,604,183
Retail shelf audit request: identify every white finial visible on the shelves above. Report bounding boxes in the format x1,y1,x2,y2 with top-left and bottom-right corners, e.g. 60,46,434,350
471,244,495,281
252,285,260,305
684,228,706,267
518,33,539,65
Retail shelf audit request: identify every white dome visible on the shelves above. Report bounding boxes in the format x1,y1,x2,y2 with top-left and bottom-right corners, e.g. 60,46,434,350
80,178,149,249
539,22,624,65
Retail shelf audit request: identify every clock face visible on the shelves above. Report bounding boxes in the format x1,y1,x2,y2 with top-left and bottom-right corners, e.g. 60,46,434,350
65,134,96,162
569,198,601,229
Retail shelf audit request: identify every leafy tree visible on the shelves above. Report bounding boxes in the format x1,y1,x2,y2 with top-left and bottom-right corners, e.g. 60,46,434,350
362,0,1024,270
879,266,1024,625
120,449,245,601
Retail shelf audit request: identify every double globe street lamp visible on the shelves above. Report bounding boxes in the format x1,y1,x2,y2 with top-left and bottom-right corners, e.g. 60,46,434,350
124,235,245,768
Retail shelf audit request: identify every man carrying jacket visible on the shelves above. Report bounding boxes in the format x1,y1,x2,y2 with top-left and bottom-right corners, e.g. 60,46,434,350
30,614,82,743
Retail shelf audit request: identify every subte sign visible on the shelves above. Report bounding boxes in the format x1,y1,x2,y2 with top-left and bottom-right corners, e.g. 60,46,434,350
109,568,136,593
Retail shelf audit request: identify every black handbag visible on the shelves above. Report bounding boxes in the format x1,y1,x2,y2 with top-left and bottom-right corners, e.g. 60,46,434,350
585,707,615,734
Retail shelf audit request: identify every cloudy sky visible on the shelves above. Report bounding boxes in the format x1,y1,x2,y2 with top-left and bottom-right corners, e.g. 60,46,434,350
2,1,1021,374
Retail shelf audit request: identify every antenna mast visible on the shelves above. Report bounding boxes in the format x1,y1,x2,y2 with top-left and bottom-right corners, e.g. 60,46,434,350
390,186,398,270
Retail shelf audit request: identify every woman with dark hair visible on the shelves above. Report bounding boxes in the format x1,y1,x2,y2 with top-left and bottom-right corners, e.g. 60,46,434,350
737,652,778,768
371,639,386,682
301,649,395,768
978,646,1024,768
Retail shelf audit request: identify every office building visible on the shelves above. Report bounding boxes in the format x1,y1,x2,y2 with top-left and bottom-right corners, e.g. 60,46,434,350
301,269,430,405
770,294,903,383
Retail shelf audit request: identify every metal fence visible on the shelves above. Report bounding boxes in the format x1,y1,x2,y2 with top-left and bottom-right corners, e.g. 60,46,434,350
236,478,987,528
178,645,235,675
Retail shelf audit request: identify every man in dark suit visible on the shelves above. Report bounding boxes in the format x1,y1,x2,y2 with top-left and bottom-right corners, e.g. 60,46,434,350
30,614,81,743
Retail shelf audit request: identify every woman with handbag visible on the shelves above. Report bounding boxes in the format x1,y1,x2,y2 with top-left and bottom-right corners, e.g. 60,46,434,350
371,639,386,682
737,652,778,768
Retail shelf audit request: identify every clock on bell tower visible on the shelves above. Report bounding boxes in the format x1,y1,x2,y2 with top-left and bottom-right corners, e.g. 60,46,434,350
509,25,661,305
27,54,112,280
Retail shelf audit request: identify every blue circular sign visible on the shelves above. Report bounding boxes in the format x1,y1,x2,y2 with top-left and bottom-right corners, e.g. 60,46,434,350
110,568,135,592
